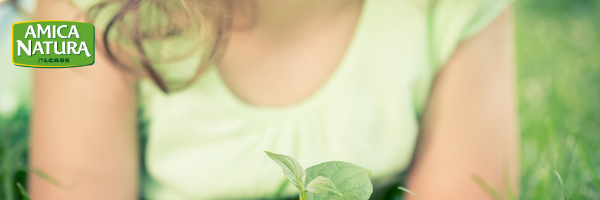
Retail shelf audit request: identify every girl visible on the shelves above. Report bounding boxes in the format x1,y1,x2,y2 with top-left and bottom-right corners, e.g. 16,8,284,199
29,0,518,199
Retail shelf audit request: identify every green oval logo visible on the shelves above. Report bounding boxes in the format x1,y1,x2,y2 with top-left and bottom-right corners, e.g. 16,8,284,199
12,20,95,68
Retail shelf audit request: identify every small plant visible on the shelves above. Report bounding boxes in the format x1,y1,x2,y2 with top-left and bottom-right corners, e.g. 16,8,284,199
265,151,373,200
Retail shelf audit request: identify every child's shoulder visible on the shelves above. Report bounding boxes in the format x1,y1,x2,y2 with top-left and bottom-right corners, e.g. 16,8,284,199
428,0,514,67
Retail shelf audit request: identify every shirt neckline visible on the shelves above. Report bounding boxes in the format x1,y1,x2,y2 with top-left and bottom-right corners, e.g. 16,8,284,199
209,0,380,118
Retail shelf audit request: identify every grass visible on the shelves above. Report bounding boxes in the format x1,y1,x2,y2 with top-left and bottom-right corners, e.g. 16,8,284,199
554,171,567,200
16,182,30,200
515,0,600,199
1,0,599,199
398,186,423,200
0,108,29,200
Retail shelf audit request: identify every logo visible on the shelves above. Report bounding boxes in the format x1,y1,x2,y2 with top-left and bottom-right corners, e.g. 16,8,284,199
12,20,95,68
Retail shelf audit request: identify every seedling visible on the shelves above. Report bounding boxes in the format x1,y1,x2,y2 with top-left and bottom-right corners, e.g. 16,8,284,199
265,151,373,200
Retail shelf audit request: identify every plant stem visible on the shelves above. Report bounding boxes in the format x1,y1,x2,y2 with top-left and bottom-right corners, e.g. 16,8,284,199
299,190,306,200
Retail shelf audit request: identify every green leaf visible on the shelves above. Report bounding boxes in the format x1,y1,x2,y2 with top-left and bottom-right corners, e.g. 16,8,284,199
305,176,343,197
305,161,372,200
264,151,306,191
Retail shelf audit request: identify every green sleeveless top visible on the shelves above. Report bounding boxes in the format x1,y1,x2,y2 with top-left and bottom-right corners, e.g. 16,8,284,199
71,0,512,199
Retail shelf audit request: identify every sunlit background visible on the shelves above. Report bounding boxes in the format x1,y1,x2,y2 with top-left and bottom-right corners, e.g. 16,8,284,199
1,0,599,199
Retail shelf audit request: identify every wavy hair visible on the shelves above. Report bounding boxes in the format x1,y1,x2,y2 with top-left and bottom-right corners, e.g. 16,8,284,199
86,0,244,93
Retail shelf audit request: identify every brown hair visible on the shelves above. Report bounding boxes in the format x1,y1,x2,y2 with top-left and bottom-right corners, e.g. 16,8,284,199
87,0,246,93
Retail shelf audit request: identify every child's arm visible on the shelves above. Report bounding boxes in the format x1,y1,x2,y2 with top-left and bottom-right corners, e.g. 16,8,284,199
28,0,139,199
407,8,518,199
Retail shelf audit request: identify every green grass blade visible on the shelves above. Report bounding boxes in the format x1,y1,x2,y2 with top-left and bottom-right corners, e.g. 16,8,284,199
273,179,290,200
553,170,567,200
16,182,30,200
576,140,600,191
472,175,502,200
29,167,61,187
502,167,517,200
398,186,423,200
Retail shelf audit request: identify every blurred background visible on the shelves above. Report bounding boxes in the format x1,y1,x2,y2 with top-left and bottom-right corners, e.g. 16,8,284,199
516,0,600,199
0,0,598,199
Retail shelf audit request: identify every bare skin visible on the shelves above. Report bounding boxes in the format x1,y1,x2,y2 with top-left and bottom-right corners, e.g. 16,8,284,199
220,0,364,106
29,0,517,199
29,1,138,199
406,9,519,200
